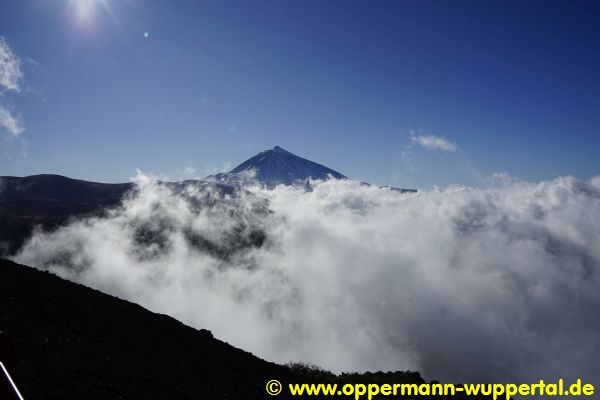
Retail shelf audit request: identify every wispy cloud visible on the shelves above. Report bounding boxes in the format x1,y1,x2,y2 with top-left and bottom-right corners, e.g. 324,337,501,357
410,131,459,152
0,37,23,93
0,107,24,137
206,161,232,175
0,37,25,138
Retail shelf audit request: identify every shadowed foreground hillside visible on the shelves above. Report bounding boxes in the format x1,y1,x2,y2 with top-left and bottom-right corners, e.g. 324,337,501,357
0,258,295,399
0,259,480,400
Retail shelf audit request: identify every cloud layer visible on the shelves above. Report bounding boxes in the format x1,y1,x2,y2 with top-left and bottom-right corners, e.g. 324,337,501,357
14,175,600,386
410,132,459,152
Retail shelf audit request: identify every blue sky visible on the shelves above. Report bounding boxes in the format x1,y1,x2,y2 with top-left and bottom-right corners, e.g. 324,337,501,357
0,0,598,188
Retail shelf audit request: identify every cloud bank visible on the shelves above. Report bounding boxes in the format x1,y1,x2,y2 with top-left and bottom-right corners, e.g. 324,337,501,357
410,132,459,152
14,175,600,386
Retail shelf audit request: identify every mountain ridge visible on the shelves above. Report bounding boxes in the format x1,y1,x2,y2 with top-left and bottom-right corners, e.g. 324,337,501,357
0,147,415,255
1,146,413,192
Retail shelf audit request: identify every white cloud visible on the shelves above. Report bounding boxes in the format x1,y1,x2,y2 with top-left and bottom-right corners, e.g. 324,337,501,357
0,37,22,93
14,175,600,386
205,161,232,175
0,107,24,137
0,37,25,138
172,165,199,180
410,132,459,152
182,166,197,175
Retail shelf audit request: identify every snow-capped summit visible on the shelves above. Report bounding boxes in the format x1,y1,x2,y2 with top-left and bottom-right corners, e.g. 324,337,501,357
208,146,347,188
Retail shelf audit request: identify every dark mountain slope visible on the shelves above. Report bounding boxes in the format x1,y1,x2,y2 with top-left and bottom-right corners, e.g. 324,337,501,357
0,258,293,400
0,175,133,256
1,259,497,400
0,259,454,400
0,174,132,216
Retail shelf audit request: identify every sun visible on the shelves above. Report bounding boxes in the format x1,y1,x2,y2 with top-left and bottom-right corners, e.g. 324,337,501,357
68,0,110,25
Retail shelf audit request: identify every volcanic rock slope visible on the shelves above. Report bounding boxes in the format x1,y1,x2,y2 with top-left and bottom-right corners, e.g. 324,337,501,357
0,258,293,400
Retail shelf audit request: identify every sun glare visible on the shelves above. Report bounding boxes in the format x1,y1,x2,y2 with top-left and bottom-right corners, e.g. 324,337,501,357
69,0,108,25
